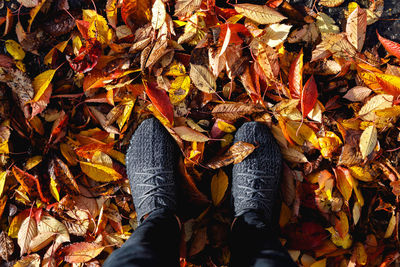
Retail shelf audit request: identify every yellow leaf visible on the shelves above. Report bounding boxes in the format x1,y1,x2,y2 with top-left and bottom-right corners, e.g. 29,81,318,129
165,61,186,76
0,141,8,154
384,212,396,238
5,40,25,60
83,9,113,46
349,166,373,182
169,75,191,104
72,35,82,56
318,131,342,158
234,3,286,24
117,97,135,130
286,121,320,149
0,171,6,198
50,178,60,202
32,69,57,102
375,105,400,120
80,161,122,182
106,0,118,28
147,104,172,128
60,143,78,166
326,226,352,249
25,156,42,170
211,169,228,206
359,125,377,159
28,0,47,32
177,13,206,45
354,242,367,265
9,212,27,238
14,254,41,267
217,120,236,133
359,94,393,121
310,258,326,267
107,149,126,165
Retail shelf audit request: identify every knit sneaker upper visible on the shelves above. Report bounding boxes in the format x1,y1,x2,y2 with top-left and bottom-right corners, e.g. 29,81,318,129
125,118,178,223
232,122,282,222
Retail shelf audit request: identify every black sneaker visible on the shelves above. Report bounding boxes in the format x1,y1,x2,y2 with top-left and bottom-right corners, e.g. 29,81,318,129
125,118,178,223
231,122,282,223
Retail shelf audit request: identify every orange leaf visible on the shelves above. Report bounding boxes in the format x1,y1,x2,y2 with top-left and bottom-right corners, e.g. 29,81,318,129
375,73,400,97
377,31,400,60
12,166,49,203
289,49,303,98
333,166,353,202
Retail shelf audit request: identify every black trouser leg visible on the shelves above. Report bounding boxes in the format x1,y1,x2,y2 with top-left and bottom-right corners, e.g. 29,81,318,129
229,211,297,267
104,209,180,267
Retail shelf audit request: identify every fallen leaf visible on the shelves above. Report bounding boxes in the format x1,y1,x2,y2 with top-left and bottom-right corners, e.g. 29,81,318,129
234,3,287,24
346,6,367,52
61,242,104,263
173,126,210,142
80,161,123,182
189,64,216,93
211,169,228,206
206,141,255,169
18,216,38,256
359,125,377,159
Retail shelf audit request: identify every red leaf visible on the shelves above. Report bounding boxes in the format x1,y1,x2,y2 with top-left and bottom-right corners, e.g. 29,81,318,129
144,81,174,125
214,7,239,20
377,31,400,60
284,221,329,250
289,49,303,98
67,39,102,73
301,75,318,118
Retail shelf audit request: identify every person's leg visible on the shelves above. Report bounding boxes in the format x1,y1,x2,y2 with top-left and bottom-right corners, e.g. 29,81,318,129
230,211,296,267
104,118,180,267
103,209,180,266
230,122,296,267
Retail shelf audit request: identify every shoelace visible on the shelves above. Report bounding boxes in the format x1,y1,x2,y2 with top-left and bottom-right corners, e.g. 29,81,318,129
236,170,275,206
135,167,175,209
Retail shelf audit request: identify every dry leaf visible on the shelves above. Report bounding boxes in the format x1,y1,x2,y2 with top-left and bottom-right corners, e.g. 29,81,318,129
359,125,377,159
211,169,228,206
61,242,104,263
234,3,287,24
189,64,216,93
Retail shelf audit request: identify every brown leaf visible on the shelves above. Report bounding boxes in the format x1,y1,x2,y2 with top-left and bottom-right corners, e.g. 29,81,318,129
234,3,287,24
61,242,104,263
212,103,263,121
206,141,255,169
18,216,38,256
174,0,202,17
0,231,14,261
173,126,210,142
346,6,367,52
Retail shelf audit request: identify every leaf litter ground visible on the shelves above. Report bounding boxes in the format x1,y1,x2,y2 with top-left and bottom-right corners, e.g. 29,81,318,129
0,0,399,266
